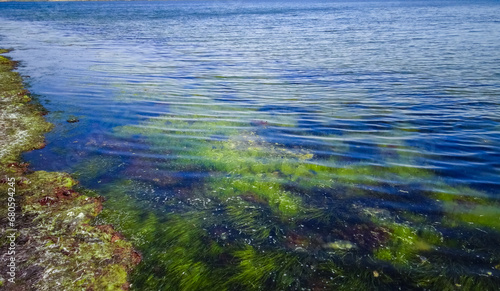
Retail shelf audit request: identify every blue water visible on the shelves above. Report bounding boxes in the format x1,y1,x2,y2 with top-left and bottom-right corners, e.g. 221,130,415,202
2,0,500,289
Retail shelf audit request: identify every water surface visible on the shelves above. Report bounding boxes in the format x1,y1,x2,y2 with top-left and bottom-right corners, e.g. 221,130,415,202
1,0,500,289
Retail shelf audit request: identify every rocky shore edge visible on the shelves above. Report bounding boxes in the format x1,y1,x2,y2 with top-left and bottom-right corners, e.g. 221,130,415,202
0,49,140,290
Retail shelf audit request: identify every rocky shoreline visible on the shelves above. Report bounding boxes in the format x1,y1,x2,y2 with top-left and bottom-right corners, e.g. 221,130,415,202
0,49,140,290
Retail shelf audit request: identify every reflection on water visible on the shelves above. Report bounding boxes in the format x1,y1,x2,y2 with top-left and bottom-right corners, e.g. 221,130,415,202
1,0,500,289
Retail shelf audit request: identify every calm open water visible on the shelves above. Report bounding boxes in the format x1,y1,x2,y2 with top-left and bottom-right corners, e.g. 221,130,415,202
2,0,500,289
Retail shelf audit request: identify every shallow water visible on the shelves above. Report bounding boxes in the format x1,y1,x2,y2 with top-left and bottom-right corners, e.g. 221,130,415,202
2,0,500,289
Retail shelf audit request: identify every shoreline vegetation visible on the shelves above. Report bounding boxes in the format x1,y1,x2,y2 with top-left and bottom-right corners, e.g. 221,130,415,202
0,49,140,289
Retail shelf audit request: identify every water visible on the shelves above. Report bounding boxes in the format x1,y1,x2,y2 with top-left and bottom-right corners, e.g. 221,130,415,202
1,0,500,289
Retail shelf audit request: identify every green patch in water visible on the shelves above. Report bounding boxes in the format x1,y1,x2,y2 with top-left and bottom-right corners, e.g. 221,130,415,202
432,185,500,231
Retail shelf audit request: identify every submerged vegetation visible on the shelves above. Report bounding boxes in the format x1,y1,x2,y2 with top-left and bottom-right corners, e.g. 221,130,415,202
4,49,497,288
80,90,500,290
0,50,139,289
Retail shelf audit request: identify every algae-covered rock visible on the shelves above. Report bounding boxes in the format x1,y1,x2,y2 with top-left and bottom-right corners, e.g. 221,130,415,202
0,50,139,290
0,54,52,166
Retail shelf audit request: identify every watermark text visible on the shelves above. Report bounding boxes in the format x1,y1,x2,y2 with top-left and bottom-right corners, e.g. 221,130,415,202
5,177,17,284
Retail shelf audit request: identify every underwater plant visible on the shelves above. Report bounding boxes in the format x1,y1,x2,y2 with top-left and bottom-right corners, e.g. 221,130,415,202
90,90,500,290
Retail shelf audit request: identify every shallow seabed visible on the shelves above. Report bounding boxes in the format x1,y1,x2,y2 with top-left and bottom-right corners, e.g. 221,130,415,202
1,0,500,289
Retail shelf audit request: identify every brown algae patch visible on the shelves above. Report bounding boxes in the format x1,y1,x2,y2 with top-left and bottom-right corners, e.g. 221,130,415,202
0,50,140,289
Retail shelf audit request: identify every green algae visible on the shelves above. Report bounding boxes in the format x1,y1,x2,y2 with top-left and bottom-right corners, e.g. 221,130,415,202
230,246,300,290
92,264,129,291
431,185,500,231
224,198,274,241
93,180,159,248
97,186,228,290
0,54,53,165
113,107,438,219
115,115,311,219
72,155,124,183
84,61,500,290
417,274,500,291
209,177,302,219
97,179,307,290
96,176,500,290
373,223,442,265
196,138,314,220
359,205,443,266
98,186,355,290
103,107,450,287
112,110,498,289
148,215,225,291
26,170,78,190
359,204,500,290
